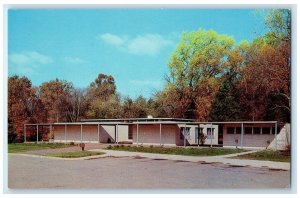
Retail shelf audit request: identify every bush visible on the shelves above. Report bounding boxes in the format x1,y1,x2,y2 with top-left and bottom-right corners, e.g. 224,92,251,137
150,145,153,148
70,142,75,145
107,145,112,149
120,144,125,147
114,145,119,148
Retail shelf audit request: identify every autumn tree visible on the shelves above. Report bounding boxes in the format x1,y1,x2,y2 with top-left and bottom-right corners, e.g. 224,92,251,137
166,29,235,120
8,75,46,142
65,88,89,122
238,9,291,122
39,79,74,122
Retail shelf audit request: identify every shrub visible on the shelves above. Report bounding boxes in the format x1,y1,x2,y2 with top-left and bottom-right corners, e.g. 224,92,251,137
115,145,119,148
121,144,125,147
199,132,207,145
150,145,153,148
107,145,112,149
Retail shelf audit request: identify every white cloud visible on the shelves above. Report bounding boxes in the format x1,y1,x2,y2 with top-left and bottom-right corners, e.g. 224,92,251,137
97,33,174,55
9,51,52,65
64,56,87,64
8,51,52,75
98,33,126,46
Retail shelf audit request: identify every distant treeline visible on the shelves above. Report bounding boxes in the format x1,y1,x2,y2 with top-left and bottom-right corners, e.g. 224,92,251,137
8,10,290,142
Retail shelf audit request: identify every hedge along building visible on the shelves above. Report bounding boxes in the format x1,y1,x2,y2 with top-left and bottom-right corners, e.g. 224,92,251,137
23,118,290,150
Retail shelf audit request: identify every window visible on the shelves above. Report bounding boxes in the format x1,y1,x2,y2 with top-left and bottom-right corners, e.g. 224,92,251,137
227,127,235,134
245,127,252,134
262,127,271,134
236,127,241,134
207,128,215,139
180,127,191,140
253,127,261,134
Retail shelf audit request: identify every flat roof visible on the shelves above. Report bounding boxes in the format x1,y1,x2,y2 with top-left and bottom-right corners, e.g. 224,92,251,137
81,117,196,123
25,120,278,126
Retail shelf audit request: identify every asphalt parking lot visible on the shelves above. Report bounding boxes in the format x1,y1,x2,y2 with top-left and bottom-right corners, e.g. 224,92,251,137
8,154,290,190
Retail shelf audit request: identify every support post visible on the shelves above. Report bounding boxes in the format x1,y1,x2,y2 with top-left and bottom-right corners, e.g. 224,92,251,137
116,124,119,144
64,124,67,143
198,124,200,146
241,123,244,148
137,124,139,145
184,123,186,147
97,124,100,143
36,125,39,143
80,124,83,143
210,123,213,148
50,125,52,143
24,125,26,143
159,123,162,146
275,122,278,150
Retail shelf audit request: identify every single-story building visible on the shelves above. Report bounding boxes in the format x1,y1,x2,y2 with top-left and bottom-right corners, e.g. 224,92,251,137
23,117,290,150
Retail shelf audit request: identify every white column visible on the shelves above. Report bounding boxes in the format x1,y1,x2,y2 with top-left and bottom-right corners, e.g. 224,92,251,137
49,125,52,143
159,123,162,146
137,124,139,145
184,123,186,147
210,123,213,148
275,122,278,150
64,124,67,143
241,123,244,148
97,124,100,143
116,124,119,144
198,124,200,146
24,125,26,143
80,124,83,143
36,125,39,143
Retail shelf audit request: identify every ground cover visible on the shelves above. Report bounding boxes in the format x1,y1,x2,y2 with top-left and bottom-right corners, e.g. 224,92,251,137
106,145,247,156
8,143,74,153
232,150,290,162
45,151,105,158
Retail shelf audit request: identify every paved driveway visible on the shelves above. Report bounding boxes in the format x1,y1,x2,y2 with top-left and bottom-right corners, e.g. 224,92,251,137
8,154,290,190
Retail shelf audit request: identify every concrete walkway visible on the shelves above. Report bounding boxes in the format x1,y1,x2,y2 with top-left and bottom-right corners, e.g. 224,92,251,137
88,149,290,171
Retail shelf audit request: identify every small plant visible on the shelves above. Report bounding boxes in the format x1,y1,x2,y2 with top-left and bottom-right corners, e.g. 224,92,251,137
120,144,125,147
127,145,131,148
70,142,75,145
107,145,112,149
114,145,119,148
150,145,153,148
199,132,207,145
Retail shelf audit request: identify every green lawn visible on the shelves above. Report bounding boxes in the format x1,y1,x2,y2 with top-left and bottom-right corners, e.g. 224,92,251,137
106,145,247,156
46,151,105,158
8,143,74,153
233,150,291,162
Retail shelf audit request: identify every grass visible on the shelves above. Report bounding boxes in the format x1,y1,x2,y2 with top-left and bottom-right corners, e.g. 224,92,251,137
8,143,74,153
46,151,105,158
232,150,291,162
106,145,247,156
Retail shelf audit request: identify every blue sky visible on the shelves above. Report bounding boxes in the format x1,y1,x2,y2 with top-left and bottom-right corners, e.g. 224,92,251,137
8,9,268,99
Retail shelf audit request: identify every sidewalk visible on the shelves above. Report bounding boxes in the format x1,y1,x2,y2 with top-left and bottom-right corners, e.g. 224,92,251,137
89,149,290,170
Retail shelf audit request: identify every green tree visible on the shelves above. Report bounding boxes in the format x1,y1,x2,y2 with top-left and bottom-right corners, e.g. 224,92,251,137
87,73,116,101
210,71,241,121
166,28,235,120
